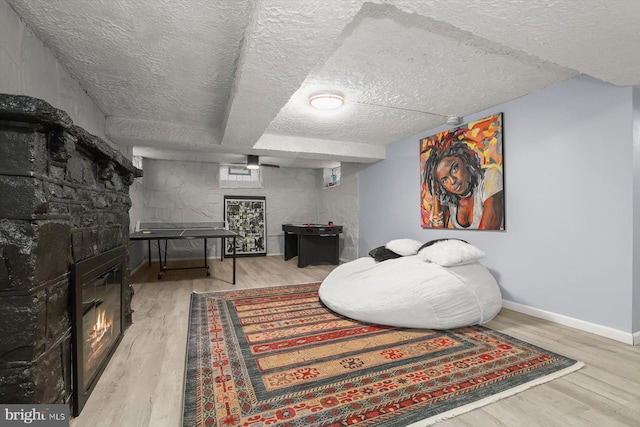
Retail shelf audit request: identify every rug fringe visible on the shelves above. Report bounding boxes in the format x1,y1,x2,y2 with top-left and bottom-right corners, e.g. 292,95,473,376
406,361,585,427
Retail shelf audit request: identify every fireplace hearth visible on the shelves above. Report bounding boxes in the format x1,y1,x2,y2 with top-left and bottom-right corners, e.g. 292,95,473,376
0,94,141,413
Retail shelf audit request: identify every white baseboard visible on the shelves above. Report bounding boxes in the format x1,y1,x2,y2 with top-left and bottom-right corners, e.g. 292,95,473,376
502,300,638,346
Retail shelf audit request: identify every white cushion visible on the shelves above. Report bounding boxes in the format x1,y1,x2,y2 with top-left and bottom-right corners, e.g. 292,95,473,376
385,238,422,256
417,239,485,267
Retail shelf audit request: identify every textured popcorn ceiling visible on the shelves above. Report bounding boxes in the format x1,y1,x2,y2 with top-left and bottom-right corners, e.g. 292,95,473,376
7,0,640,167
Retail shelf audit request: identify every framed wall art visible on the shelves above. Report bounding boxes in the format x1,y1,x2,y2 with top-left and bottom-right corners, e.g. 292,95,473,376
224,195,267,256
420,113,504,230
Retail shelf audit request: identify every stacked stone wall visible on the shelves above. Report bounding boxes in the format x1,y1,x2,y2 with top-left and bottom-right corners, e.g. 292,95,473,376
0,94,141,406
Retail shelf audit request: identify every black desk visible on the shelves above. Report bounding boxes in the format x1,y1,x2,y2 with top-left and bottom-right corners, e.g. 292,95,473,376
282,223,343,268
130,224,238,283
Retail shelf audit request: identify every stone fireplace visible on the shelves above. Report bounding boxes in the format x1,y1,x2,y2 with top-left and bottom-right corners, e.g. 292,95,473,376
0,94,142,413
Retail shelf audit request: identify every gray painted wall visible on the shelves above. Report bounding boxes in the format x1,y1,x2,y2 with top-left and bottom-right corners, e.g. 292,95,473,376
319,162,361,262
360,75,636,334
134,158,323,259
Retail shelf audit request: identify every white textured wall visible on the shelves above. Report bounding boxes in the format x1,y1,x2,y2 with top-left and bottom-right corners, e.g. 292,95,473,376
0,0,111,142
127,177,145,270
319,163,361,261
137,159,321,259
360,75,636,336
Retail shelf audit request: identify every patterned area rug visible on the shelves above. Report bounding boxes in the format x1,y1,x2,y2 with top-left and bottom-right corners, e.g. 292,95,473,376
182,283,582,427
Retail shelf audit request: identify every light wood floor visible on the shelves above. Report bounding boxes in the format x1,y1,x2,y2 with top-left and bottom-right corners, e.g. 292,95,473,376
70,256,640,427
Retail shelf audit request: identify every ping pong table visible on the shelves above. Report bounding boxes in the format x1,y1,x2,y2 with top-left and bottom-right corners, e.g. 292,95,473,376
129,222,238,283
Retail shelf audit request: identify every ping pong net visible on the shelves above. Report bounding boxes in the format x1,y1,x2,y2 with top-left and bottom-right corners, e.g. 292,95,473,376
135,221,226,232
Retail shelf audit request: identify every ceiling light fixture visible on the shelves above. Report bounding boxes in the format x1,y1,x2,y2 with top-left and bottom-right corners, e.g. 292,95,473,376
309,93,344,110
446,116,463,126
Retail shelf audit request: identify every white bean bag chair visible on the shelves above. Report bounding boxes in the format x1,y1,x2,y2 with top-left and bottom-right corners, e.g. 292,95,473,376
319,239,502,329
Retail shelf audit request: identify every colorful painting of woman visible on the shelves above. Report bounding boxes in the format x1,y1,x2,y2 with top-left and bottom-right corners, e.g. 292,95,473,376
420,113,504,230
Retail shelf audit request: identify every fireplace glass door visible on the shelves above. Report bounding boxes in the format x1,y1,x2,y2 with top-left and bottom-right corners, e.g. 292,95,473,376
82,263,121,388
72,246,125,415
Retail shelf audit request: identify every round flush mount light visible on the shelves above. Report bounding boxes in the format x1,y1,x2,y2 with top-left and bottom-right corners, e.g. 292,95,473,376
309,93,344,110
446,116,462,126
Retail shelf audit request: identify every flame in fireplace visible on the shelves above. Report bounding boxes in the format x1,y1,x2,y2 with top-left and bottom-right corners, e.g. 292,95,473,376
88,309,113,355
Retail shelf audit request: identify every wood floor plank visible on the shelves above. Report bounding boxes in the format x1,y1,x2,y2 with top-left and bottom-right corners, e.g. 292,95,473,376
70,256,640,427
